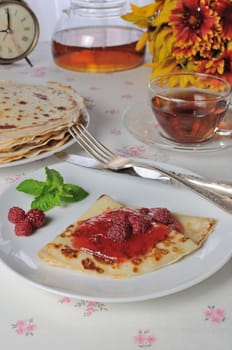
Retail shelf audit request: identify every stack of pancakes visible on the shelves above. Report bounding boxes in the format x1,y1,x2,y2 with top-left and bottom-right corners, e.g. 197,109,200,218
0,81,85,164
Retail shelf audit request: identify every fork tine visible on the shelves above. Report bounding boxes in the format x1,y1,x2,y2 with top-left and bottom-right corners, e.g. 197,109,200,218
77,124,115,158
68,126,104,162
69,124,116,164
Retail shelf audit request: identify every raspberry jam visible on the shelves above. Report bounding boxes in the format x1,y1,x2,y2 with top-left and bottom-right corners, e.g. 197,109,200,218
72,208,174,263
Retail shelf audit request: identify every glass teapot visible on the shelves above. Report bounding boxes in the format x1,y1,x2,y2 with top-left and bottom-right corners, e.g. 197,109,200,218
51,0,146,73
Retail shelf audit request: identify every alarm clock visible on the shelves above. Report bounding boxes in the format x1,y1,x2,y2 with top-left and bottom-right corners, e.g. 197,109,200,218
0,0,39,65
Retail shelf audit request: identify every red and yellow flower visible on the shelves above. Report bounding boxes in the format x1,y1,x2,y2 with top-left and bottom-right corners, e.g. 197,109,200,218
122,0,232,83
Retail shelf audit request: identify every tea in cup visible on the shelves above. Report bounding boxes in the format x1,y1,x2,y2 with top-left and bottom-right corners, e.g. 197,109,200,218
148,72,232,144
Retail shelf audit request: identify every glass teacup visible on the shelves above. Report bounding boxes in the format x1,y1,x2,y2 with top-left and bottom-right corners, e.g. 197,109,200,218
148,72,232,144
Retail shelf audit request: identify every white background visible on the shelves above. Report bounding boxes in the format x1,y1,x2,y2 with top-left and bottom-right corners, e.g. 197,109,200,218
26,0,70,41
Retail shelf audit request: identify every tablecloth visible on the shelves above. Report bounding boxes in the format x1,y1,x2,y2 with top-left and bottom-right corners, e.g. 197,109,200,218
0,42,231,350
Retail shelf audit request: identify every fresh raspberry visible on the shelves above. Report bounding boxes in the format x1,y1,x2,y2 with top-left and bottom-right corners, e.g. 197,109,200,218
8,206,26,224
139,208,149,215
150,208,183,232
107,221,131,243
128,213,152,235
26,208,46,228
110,209,128,221
150,208,174,225
14,218,34,236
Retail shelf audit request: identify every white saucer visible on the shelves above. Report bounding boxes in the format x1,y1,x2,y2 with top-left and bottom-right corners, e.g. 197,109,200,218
122,101,232,152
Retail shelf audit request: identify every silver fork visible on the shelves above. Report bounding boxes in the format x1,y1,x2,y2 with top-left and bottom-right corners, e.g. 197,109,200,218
69,124,232,214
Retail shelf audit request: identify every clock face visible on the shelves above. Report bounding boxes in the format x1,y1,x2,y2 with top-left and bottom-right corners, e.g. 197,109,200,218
0,0,39,62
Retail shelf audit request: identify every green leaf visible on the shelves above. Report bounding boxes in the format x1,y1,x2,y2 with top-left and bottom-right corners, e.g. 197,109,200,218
16,179,45,196
31,191,61,211
61,184,89,203
45,166,64,188
16,167,89,211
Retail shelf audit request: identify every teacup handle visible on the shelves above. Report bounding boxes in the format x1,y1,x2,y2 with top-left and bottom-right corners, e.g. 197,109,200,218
215,104,232,136
215,127,232,136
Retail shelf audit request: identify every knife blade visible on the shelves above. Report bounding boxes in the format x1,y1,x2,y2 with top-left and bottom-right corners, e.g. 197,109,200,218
55,151,232,196
54,151,170,182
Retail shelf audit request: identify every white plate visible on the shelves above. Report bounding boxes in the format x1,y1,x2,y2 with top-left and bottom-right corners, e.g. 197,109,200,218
0,138,76,169
123,101,232,152
0,162,231,303
0,109,89,169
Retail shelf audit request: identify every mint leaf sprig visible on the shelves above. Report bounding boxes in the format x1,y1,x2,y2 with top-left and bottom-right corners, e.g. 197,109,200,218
16,166,89,211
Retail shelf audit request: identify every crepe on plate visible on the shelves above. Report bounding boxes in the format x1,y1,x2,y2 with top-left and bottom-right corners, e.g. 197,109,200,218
38,195,217,279
0,81,85,164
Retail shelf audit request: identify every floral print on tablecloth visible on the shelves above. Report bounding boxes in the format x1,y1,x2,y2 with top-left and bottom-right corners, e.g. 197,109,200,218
204,305,226,323
59,297,108,317
12,318,36,336
134,329,157,348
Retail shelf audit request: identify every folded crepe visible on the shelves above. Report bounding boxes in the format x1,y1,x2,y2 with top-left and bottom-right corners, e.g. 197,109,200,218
38,195,217,279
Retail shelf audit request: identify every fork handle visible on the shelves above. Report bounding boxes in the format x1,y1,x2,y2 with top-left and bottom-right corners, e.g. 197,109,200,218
135,162,232,214
170,173,232,196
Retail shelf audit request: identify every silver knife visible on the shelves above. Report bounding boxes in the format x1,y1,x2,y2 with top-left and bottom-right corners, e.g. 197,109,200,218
55,152,232,196
55,151,170,182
